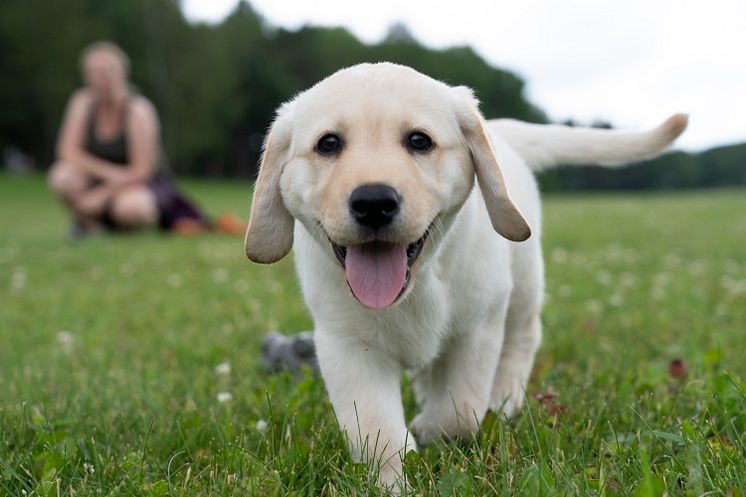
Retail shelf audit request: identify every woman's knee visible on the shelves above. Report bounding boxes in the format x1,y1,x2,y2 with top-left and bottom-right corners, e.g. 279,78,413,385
48,161,89,198
111,188,158,228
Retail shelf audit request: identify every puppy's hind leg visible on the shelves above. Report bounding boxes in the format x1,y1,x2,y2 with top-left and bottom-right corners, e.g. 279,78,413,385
491,242,544,418
490,312,542,418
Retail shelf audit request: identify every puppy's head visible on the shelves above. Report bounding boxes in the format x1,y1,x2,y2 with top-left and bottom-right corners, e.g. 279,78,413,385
245,63,530,309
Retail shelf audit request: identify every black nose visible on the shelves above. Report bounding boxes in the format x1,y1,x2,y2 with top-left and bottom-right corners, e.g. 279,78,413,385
349,184,401,229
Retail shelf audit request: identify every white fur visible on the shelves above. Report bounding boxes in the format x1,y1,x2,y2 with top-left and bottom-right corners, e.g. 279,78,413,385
246,63,687,490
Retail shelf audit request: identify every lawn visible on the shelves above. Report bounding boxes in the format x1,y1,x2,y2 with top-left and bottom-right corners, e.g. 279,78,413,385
1,174,744,496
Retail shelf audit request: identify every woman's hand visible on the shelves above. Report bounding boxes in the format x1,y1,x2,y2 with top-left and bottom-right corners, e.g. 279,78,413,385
103,167,132,186
74,187,115,217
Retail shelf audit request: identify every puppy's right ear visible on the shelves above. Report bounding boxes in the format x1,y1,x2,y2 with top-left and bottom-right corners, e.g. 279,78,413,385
245,106,295,264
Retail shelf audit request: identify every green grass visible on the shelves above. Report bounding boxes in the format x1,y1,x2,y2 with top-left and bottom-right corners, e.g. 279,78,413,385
1,174,744,496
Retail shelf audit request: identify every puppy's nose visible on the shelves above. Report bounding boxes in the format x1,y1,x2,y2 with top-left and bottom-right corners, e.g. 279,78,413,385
349,184,400,229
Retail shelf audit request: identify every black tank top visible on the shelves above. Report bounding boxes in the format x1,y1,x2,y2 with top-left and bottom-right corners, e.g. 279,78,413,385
84,97,168,177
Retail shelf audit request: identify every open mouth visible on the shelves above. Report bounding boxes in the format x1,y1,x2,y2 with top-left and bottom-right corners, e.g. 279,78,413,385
330,230,429,310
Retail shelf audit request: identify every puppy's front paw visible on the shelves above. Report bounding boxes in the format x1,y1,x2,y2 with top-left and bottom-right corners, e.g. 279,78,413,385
410,408,480,446
377,464,408,496
409,412,440,446
491,369,527,418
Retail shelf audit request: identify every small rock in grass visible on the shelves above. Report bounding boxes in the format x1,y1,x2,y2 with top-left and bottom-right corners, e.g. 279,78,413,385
261,331,317,376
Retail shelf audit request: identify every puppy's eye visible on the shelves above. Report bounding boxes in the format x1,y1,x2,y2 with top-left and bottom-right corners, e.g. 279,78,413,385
317,134,342,154
407,132,433,152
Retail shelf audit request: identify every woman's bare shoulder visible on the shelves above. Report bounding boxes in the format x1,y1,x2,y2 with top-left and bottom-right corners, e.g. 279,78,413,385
62,88,93,121
129,95,156,113
128,95,158,121
69,88,94,107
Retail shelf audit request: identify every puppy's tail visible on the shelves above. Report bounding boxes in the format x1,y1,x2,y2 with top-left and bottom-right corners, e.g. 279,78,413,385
489,113,688,172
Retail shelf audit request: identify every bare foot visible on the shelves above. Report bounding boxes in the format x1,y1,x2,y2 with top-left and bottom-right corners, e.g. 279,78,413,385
173,218,207,236
214,213,245,236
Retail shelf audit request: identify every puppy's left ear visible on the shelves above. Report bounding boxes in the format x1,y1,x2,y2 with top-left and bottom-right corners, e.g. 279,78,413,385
452,86,531,242
245,105,295,263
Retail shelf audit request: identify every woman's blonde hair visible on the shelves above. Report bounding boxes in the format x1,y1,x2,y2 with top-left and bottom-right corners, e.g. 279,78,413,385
79,41,130,76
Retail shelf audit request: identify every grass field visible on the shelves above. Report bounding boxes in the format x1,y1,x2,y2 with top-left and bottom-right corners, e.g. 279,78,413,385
1,174,745,496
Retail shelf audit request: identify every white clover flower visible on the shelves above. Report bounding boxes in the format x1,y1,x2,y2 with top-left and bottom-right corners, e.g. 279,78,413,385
217,392,233,403
596,271,612,286
551,248,568,264
268,281,284,294
623,249,640,264
57,331,74,354
608,294,624,307
255,419,268,432
687,260,706,276
728,281,746,298
585,300,602,313
619,273,637,288
214,362,231,375
212,268,228,283
558,285,573,298
664,253,683,267
167,274,183,288
719,275,746,297
234,280,250,293
10,267,27,293
724,259,740,273
715,303,728,318
89,266,105,281
650,286,666,300
119,263,135,277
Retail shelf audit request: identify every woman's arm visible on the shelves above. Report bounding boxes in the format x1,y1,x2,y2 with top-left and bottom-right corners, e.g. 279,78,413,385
124,96,159,183
55,90,129,183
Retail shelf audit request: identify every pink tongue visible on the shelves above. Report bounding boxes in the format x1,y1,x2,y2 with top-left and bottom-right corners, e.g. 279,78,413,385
345,243,408,310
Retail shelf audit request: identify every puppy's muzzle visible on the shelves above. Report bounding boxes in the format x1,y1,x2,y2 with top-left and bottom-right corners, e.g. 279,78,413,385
349,184,400,229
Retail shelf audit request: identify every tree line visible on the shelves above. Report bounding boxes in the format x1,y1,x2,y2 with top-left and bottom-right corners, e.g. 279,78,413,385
1,0,743,189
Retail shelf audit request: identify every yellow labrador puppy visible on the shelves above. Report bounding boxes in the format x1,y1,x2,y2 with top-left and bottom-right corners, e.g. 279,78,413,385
244,62,687,488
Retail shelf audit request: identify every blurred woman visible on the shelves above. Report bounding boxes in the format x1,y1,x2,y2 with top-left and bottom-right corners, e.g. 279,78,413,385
49,41,241,237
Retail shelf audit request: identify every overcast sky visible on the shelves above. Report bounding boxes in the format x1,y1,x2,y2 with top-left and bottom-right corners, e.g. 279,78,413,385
182,0,746,151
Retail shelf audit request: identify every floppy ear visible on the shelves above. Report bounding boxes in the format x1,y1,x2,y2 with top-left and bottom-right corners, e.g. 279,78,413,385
244,110,295,263
452,86,531,242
